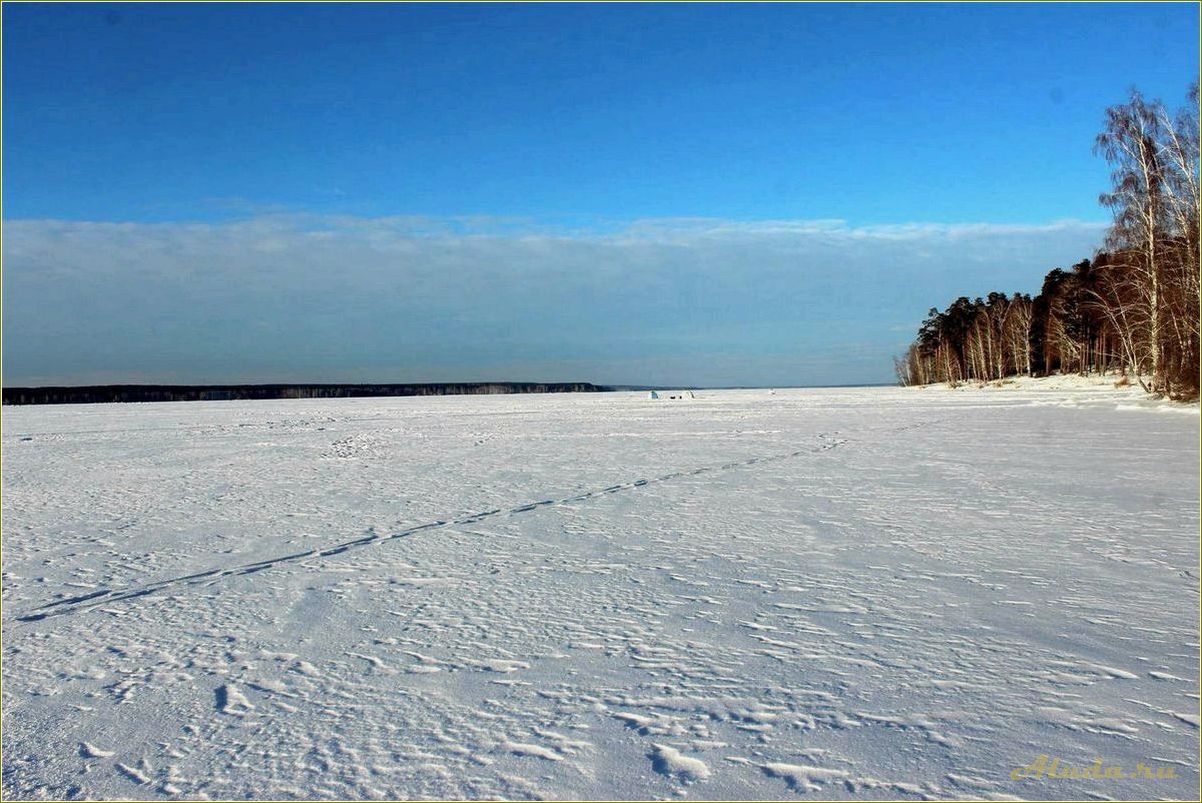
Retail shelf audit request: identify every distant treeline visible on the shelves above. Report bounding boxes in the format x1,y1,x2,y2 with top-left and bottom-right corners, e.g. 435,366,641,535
2,382,603,406
896,86,1200,401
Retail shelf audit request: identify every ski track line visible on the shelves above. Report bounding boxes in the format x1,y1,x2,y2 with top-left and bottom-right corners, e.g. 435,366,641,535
8,421,934,625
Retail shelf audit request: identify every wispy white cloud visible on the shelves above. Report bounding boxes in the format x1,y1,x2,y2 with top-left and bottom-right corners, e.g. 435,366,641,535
2,214,1106,386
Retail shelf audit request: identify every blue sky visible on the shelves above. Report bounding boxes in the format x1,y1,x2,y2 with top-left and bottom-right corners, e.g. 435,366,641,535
3,2,1198,386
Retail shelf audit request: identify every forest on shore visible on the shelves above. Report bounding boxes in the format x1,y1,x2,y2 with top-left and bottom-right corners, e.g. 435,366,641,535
2,382,603,406
896,86,1200,401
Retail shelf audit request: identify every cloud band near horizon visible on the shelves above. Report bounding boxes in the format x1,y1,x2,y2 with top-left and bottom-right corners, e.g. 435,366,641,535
2,215,1107,388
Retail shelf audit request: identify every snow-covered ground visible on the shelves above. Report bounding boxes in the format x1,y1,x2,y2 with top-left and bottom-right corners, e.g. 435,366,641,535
2,385,1198,801
921,371,1195,401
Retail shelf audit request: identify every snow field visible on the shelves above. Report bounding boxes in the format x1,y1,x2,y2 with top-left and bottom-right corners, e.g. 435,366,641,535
2,383,1198,800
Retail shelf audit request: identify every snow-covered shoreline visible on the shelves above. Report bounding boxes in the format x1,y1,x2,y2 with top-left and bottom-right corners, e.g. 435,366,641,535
3,386,1198,800
910,372,1201,414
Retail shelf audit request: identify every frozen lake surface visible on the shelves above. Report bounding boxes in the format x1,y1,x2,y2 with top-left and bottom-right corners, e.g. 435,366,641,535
2,384,1199,800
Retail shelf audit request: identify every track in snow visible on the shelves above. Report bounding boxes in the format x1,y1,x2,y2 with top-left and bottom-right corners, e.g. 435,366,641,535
12,432,852,624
